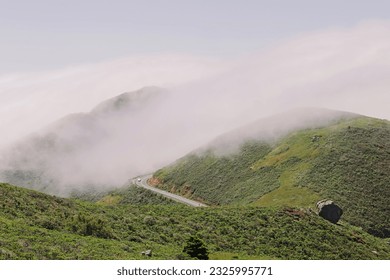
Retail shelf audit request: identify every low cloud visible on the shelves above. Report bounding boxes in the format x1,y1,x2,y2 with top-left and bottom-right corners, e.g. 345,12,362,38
0,54,228,149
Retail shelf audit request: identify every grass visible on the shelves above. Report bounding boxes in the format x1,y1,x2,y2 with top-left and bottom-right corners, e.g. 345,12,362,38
95,185,179,206
254,175,321,208
96,194,122,206
1,182,390,260
154,142,280,205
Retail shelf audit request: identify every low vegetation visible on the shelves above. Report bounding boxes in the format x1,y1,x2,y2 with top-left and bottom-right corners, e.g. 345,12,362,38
154,142,278,205
73,185,179,206
1,182,389,260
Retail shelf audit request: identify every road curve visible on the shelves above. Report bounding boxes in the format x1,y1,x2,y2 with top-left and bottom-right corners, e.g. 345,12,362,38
132,174,208,207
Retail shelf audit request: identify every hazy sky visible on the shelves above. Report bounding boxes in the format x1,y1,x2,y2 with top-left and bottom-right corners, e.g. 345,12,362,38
1,0,390,73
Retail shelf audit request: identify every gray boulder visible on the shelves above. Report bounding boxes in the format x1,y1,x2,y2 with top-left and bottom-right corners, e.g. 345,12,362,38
316,200,343,224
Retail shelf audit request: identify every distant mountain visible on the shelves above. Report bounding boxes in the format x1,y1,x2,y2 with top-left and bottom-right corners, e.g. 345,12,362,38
0,86,165,194
91,86,163,115
153,110,390,238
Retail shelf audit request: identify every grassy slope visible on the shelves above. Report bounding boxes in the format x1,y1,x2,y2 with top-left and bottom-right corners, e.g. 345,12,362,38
154,142,279,205
154,116,390,237
1,183,389,260
73,185,179,206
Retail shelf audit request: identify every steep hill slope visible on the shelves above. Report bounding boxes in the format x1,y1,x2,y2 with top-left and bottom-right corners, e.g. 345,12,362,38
153,114,390,237
1,182,389,260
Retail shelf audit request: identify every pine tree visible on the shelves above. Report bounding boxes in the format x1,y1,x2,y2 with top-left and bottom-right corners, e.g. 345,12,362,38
183,235,209,260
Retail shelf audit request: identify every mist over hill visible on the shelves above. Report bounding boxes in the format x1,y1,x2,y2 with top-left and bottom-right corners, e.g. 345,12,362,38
154,115,390,237
200,108,357,155
0,87,168,194
0,87,358,196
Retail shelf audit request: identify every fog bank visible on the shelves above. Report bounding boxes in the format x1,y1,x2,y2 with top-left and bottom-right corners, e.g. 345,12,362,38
1,21,390,195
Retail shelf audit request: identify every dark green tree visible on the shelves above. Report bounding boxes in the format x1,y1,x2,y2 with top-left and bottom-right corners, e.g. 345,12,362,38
183,235,209,260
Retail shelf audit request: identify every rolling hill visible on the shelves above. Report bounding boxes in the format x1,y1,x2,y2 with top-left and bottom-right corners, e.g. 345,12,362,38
153,113,390,238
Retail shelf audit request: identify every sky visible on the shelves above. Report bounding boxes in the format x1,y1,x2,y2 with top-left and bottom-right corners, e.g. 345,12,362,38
1,0,390,73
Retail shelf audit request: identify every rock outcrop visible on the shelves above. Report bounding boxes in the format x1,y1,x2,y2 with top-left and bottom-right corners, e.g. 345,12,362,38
316,200,343,224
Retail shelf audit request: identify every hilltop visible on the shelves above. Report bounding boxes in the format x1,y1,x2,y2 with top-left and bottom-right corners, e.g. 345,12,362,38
1,182,389,260
153,113,390,238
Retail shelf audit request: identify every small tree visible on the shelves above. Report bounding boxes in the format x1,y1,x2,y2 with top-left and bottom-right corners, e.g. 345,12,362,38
183,235,209,260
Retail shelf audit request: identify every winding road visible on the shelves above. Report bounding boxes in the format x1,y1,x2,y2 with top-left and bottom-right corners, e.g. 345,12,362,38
132,174,208,207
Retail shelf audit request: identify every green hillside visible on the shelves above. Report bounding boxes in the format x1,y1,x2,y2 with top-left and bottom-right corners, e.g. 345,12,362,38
1,182,389,260
72,185,179,206
153,116,390,237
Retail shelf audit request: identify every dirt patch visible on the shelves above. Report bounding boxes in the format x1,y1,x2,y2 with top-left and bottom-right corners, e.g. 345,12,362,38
350,233,366,244
148,177,162,187
180,185,193,197
283,207,307,219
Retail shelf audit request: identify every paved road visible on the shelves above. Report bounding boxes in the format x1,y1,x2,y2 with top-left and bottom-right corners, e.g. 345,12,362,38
132,174,208,207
